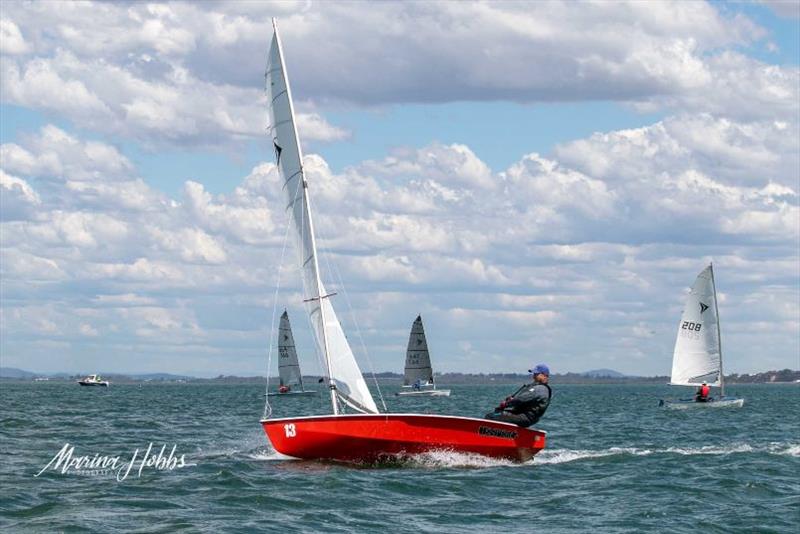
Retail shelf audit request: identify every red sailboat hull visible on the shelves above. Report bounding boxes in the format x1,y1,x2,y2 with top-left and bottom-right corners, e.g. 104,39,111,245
261,413,546,463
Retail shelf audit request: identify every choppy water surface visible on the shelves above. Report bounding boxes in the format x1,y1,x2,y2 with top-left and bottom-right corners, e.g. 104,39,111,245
1,382,798,532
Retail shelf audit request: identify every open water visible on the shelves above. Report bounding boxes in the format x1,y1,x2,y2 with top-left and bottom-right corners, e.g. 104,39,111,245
0,381,798,533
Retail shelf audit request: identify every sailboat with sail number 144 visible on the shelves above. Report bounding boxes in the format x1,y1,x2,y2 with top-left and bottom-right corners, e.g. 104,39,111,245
259,19,546,462
266,311,316,397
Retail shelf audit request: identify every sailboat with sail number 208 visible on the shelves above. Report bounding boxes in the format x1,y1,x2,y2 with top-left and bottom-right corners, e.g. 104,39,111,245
259,19,546,463
659,264,744,409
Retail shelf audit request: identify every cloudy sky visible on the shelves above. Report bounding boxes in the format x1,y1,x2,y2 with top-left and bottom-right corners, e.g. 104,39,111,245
1,1,798,378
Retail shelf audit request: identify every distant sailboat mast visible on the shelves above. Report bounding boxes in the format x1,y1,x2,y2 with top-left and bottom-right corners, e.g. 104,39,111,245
710,263,725,397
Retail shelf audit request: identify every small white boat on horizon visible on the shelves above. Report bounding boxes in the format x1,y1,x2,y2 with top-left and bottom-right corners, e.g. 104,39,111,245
78,374,109,387
396,315,451,397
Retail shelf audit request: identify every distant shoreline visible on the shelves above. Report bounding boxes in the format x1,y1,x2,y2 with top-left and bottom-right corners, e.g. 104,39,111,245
3,367,798,385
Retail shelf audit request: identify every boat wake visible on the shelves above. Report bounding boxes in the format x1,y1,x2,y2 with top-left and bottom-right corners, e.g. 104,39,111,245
403,450,524,469
236,441,800,468
245,447,295,461
535,442,800,464
535,447,648,464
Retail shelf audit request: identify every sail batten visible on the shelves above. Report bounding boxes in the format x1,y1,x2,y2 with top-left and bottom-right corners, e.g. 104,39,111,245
266,22,378,414
670,265,722,387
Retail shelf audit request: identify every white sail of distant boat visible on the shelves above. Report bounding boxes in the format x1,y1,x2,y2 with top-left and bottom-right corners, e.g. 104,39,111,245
267,311,316,396
661,264,743,409
265,25,377,414
397,315,450,397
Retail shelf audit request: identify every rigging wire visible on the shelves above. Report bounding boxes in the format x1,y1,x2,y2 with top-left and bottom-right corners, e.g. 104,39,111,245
328,254,389,413
262,171,296,421
297,173,337,412
306,192,388,412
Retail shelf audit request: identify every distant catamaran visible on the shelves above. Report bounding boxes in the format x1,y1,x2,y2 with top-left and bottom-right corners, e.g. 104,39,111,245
267,311,316,397
397,315,450,397
660,264,744,409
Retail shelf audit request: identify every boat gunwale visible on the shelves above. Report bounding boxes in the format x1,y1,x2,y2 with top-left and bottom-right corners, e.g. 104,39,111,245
259,412,547,435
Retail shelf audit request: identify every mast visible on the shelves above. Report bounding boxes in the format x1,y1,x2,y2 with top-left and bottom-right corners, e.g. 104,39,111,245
272,19,339,415
710,262,725,397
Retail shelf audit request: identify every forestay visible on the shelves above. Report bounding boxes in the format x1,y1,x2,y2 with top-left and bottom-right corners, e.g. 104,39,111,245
670,265,721,386
404,315,434,386
278,311,303,388
265,25,378,414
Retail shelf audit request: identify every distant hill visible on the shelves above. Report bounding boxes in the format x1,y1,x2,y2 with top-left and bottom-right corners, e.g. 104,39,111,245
0,367,37,378
582,369,627,378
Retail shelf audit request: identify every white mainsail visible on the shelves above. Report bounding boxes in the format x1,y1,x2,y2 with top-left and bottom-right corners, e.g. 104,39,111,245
266,22,378,414
278,311,303,389
670,264,722,387
404,315,434,386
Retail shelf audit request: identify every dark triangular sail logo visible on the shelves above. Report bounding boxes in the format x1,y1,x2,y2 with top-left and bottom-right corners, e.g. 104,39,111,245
273,142,283,165
699,302,709,314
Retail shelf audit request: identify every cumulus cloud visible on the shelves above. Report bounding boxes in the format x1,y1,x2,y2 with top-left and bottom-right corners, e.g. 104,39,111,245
1,2,797,375
1,1,795,148
554,114,799,242
0,18,29,55
182,179,276,245
2,114,798,375
0,169,41,221
0,48,346,148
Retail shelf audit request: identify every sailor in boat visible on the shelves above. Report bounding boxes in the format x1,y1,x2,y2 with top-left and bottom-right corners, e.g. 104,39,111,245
485,364,552,428
694,382,710,403
278,384,290,394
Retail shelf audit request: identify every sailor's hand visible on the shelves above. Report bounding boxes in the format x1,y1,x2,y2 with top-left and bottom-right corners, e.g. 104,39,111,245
497,401,508,410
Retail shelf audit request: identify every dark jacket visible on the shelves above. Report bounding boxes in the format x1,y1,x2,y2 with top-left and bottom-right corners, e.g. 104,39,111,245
503,382,552,424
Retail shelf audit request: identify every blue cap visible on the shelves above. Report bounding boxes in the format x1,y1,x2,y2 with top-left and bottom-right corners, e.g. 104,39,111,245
528,364,550,376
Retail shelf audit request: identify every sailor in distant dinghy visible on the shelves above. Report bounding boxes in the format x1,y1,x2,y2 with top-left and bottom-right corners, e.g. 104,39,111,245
485,364,552,428
695,382,710,402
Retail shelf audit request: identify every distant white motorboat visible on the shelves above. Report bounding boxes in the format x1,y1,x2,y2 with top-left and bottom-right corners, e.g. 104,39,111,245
78,374,109,387
396,315,451,397
660,264,743,409
266,311,316,397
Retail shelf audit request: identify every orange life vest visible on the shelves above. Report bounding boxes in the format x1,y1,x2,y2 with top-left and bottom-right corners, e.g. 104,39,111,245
700,385,710,397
